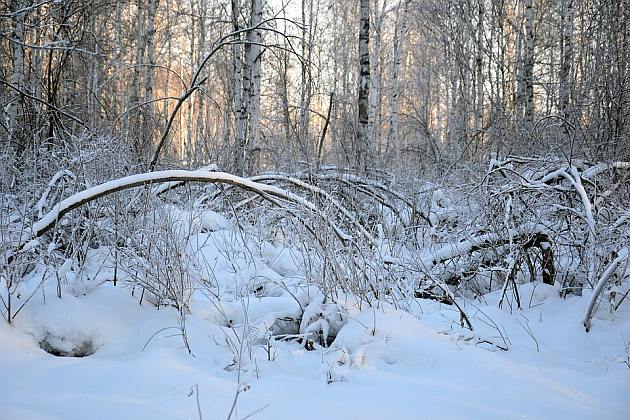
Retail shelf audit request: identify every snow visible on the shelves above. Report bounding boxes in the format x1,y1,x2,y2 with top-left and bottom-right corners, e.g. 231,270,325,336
2,198,629,420
2,300,628,418
2,281,628,419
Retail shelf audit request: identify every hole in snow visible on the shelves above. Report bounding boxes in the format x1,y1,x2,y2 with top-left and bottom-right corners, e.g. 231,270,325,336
38,333,97,357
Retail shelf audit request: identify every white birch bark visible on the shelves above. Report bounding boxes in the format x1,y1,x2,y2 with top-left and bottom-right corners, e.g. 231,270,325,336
516,0,535,127
195,0,207,160
388,0,410,149
356,0,371,174
513,0,522,123
144,0,159,119
8,0,26,146
246,0,263,173
231,0,246,175
130,1,144,110
475,0,484,139
114,0,123,116
368,0,386,149
559,0,573,123
129,0,146,154
187,3,196,160
298,0,312,162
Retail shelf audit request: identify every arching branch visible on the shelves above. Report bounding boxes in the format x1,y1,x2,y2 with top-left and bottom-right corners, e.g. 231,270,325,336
25,170,353,248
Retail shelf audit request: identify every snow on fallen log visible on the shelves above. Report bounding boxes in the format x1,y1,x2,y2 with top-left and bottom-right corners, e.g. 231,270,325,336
421,223,554,278
423,231,502,268
582,161,630,179
25,170,354,247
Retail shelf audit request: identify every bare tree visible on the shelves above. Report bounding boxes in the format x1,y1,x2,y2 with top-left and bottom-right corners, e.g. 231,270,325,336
559,0,573,117
387,0,409,150
516,0,535,129
7,0,26,150
356,0,371,174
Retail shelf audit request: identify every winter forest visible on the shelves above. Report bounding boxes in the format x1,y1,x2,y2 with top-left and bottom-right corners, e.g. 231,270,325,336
1,0,629,418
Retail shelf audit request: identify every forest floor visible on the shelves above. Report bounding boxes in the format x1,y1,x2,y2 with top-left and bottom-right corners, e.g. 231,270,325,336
1,215,629,420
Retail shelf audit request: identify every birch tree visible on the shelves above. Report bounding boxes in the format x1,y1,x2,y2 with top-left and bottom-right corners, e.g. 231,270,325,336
387,0,409,150
143,0,159,152
231,0,246,174
298,0,313,165
7,0,26,150
356,0,371,174
516,0,535,129
129,0,146,155
246,0,264,173
368,0,386,148
474,0,484,141
558,0,573,126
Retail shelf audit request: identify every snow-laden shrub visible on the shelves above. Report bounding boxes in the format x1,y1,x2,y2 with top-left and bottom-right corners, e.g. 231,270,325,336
299,295,347,347
119,205,197,311
482,157,629,296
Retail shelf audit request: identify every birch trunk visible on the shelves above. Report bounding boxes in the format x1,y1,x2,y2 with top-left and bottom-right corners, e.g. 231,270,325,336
114,0,123,117
388,0,410,150
129,0,146,155
520,0,534,129
356,0,371,174
513,0,522,125
195,0,207,161
298,0,312,163
8,0,26,148
246,0,263,173
475,0,484,144
144,0,159,121
187,3,196,161
368,0,385,151
231,0,246,175
559,0,573,125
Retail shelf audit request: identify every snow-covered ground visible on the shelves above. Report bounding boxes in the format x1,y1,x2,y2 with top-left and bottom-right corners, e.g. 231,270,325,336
2,211,629,420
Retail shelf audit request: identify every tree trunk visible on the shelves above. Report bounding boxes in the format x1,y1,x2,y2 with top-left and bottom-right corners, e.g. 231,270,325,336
113,0,123,117
475,0,485,148
186,3,196,161
388,0,410,150
517,0,535,128
298,0,312,164
8,0,26,150
129,0,146,156
356,0,371,174
246,0,263,174
368,1,385,150
144,0,159,133
559,0,573,127
137,0,158,159
231,0,246,175
195,0,207,161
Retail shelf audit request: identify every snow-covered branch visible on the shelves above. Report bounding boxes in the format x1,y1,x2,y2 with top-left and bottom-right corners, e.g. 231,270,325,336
583,247,629,332
26,170,354,247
